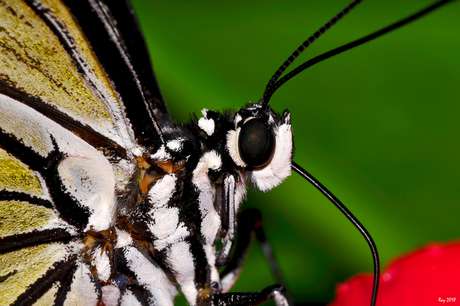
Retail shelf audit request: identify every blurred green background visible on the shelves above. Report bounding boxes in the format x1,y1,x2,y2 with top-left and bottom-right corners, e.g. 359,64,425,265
130,1,460,305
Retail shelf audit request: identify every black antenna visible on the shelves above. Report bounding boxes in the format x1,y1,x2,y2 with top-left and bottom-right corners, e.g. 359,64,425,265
263,0,457,104
292,162,379,306
264,1,457,305
262,0,362,109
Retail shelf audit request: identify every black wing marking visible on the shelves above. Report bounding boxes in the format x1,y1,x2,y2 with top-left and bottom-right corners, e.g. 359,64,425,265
104,0,172,127
0,85,128,157
62,0,168,147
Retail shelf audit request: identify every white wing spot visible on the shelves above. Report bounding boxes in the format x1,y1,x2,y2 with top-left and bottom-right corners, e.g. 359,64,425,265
64,263,99,305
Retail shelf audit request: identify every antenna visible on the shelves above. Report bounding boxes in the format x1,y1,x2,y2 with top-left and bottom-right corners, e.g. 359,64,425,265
263,0,456,104
292,162,380,306
266,0,458,305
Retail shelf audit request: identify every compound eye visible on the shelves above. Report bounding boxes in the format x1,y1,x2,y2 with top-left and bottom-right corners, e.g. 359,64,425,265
238,119,276,169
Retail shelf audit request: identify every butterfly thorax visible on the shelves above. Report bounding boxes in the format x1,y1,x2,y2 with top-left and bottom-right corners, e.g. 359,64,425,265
114,110,245,302
81,104,292,305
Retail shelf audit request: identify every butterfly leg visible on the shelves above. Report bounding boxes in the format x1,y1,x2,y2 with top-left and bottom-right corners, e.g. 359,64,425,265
210,284,289,306
216,208,292,306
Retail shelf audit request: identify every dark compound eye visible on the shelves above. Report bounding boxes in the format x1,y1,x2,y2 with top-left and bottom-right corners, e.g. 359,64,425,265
238,118,276,169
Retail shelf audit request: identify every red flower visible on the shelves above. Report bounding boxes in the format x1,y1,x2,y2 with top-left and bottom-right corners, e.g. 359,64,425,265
329,241,460,306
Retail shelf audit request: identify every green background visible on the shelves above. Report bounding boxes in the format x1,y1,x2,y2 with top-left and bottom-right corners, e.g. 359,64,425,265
130,1,460,304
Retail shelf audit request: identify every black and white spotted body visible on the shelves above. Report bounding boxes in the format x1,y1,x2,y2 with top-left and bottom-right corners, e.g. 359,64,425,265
103,102,294,305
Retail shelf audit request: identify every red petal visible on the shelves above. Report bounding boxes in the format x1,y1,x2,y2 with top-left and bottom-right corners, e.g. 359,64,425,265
328,240,460,306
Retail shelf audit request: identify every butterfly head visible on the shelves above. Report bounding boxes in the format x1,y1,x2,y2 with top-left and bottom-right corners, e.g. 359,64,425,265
226,100,293,192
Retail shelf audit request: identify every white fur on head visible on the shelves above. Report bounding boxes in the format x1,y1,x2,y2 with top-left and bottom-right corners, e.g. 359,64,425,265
226,127,246,167
250,113,292,192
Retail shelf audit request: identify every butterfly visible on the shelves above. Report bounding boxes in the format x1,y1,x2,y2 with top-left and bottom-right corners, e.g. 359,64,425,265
3,2,458,303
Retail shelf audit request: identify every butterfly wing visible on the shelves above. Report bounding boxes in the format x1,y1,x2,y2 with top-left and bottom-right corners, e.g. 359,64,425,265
61,0,172,135
0,0,165,304
87,0,172,127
